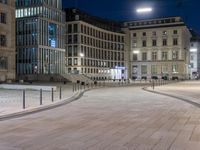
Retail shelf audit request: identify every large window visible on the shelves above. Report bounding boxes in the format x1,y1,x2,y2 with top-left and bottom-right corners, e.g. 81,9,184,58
162,52,168,60
172,50,179,60
172,65,178,73
133,54,138,61
48,23,57,48
152,39,157,46
0,56,8,70
151,65,157,74
142,52,147,61
142,40,146,47
163,39,167,46
0,35,6,46
0,0,7,4
152,52,157,61
173,38,178,45
0,12,6,24
141,65,147,75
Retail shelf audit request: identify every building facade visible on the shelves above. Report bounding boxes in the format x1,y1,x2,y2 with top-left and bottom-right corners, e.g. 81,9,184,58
65,8,126,80
0,0,15,82
124,17,191,80
189,30,200,79
16,0,65,80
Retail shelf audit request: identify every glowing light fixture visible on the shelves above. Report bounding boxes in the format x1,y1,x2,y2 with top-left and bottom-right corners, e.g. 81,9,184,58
190,48,197,52
133,50,140,54
80,53,84,57
136,7,152,13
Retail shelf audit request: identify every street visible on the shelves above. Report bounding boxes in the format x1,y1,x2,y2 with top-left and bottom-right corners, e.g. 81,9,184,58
0,86,200,150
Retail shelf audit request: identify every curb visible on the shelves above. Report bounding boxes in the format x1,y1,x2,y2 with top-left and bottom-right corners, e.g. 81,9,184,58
142,87,200,108
0,89,90,121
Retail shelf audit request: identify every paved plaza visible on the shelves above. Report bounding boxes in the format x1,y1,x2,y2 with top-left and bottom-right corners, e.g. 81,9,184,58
0,85,200,150
0,83,74,116
151,80,200,106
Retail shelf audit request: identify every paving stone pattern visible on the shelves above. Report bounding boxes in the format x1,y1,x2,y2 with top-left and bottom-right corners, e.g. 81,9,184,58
0,86,200,150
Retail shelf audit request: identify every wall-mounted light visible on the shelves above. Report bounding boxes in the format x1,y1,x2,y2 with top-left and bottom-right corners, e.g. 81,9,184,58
190,48,197,52
133,50,140,54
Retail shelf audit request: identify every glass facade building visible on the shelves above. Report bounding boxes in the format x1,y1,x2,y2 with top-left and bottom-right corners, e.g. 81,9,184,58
16,0,65,76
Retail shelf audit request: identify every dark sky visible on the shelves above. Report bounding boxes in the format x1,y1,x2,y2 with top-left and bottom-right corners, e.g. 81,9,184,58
63,0,200,33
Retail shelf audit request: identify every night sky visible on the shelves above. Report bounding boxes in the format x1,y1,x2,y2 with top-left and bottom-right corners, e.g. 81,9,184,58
63,0,200,33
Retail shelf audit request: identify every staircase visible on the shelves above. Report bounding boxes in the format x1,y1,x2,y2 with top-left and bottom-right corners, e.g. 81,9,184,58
61,74,94,83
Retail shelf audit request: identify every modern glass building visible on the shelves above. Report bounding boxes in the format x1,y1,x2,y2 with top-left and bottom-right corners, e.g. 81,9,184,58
16,0,65,78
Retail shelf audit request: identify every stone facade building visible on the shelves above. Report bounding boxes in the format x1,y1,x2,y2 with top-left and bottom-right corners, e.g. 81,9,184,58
123,17,191,80
0,0,15,81
65,8,127,80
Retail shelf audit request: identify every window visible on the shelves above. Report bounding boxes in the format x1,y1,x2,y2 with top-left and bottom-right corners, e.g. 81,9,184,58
152,31,156,36
0,35,6,46
74,24,78,33
141,65,147,75
68,35,72,44
143,32,146,36
68,58,72,65
173,30,178,34
0,12,6,24
68,24,72,33
172,51,179,60
190,63,194,68
142,52,147,61
132,40,137,48
163,39,167,46
161,65,168,73
172,65,178,73
151,65,157,74
74,45,78,56
152,40,157,46
173,38,178,45
133,33,137,37
0,56,7,70
162,52,168,60
191,55,194,61
68,46,72,57
142,40,146,47
73,35,78,43
152,52,157,61
0,0,7,4
133,54,137,61
74,58,78,65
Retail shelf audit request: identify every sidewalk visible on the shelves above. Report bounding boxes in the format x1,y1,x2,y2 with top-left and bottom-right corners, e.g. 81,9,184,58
0,82,75,117
146,80,200,107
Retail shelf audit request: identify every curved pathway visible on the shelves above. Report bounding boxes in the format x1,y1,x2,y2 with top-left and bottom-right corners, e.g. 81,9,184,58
0,86,200,150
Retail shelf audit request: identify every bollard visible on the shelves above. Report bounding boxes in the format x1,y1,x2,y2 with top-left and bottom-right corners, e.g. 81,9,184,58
51,88,54,102
59,86,62,100
40,89,42,105
74,83,76,91
73,83,74,92
23,90,25,109
152,80,155,90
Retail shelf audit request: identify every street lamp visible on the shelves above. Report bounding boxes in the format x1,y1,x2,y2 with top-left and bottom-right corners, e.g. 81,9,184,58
136,7,153,14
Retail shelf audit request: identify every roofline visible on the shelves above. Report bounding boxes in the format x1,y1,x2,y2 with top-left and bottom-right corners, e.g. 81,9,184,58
122,16,183,23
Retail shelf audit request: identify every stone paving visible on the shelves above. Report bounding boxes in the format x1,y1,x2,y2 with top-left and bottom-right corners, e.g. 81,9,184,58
0,82,74,116
0,86,200,150
152,80,200,105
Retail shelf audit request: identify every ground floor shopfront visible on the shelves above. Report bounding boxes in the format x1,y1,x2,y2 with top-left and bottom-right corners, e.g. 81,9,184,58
131,61,189,80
